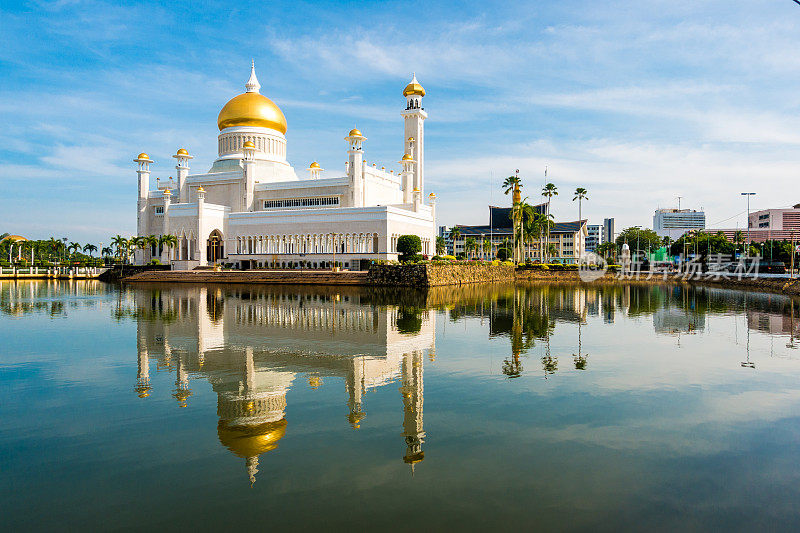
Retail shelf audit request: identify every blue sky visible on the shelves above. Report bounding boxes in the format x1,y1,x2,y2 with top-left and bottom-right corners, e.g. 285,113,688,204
3,0,800,243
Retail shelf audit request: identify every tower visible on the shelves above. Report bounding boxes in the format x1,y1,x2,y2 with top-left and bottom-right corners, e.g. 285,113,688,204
401,75,426,197
134,153,153,264
345,128,366,207
173,148,193,201
399,153,415,204
400,350,425,473
242,140,256,211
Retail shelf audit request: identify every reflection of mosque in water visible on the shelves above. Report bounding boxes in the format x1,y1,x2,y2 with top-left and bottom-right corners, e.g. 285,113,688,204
132,285,433,484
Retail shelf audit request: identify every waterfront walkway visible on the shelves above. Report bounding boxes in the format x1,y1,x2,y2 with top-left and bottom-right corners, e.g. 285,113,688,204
122,269,369,285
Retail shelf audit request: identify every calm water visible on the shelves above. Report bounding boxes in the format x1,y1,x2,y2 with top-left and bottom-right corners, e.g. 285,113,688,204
3,280,800,531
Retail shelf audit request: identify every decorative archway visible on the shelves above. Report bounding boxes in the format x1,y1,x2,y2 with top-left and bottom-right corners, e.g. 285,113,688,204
207,230,224,263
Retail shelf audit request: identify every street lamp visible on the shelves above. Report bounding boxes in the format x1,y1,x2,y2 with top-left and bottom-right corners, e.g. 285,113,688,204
741,192,756,254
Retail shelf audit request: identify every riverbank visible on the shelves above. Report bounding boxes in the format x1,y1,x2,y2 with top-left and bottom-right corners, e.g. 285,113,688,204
118,263,800,297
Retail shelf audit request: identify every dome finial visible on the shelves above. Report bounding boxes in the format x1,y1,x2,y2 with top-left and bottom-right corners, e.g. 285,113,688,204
246,60,260,94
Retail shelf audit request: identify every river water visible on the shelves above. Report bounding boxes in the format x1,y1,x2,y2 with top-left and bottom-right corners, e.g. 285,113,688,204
3,280,800,530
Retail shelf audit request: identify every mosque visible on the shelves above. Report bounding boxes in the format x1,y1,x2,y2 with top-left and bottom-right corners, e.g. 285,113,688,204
134,63,436,269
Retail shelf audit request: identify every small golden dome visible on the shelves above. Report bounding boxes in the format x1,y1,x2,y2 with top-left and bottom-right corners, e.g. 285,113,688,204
243,140,255,149
218,92,287,133
400,153,414,162
176,148,189,156
197,186,205,193
137,152,149,160
429,192,436,198
348,128,363,137
408,137,415,142
413,187,420,192
309,161,321,169
218,418,287,458
164,188,172,195
402,74,425,97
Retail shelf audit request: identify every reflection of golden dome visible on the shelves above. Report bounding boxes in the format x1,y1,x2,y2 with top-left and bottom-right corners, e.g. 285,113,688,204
348,128,363,137
218,418,287,458
404,451,425,464
137,152,149,160
176,148,188,156
218,92,288,133
347,411,365,429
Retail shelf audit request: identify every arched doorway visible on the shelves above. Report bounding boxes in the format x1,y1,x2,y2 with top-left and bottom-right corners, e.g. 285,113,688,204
207,230,224,264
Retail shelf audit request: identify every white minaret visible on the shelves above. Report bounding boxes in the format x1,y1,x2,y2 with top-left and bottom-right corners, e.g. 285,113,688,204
161,189,172,263
345,128,366,207
173,148,193,201
400,350,425,473
399,153,415,204
242,141,256,211
401,75,427,197
134,153,153,264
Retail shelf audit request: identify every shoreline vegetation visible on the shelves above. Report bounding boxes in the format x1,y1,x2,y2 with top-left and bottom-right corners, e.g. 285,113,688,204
109,262,800,297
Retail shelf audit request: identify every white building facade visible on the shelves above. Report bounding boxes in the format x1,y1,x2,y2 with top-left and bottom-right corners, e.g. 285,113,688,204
653,208,705,240
134,65,436,270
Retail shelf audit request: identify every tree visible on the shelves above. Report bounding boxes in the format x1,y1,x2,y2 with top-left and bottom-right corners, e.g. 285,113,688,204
112,235,129,263
541,183,558,262
496,238,512,261
159,234,178,261
615,227,661,255
397,235,422,262
502,175,521,197
596,242,616,260
449,226,461,256
482,237,492,258
465,237,477,259
83,243,97,261
435,236,446,256
67,241,82,259
573,187,588,258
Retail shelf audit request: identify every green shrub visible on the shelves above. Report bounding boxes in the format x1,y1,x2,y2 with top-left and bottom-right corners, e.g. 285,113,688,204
148,259,161,265
442,255,457,261
496,247,512,261
397,235,422,263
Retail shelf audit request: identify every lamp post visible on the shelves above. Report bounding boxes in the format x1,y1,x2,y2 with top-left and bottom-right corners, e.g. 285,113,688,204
741,192,756,254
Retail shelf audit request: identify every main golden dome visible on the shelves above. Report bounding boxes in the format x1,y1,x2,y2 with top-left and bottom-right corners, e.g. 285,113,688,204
217,62,287,134
217,92,287,133
218,418,288,458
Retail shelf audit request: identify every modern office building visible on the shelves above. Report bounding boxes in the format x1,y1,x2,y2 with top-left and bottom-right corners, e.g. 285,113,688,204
602,218,615,244
586,225,601,252
708,204,800,243
653,209,705,240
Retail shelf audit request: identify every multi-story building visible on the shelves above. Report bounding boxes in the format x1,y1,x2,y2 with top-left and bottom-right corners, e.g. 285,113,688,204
709,204,800,244
602,218,615,244
586,225,601,252
449,205,587,263
653,208,705,240
438,226,453,255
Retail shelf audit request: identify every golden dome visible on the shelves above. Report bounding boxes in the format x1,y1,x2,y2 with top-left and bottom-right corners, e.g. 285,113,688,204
176,148,189,156
400,153,414,163
243,140,255,149
137,152,149,160
348,128,363,137
197,186,205,193
0,235,26,243
218,418,287,458
218,92,288,134
428,192,436,198
408,137,415,142
309,161,321,169
164,188,172,195
413,187,420,192
403,74,425,97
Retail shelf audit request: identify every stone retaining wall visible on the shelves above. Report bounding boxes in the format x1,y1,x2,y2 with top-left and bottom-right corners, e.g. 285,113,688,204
367,263,515,286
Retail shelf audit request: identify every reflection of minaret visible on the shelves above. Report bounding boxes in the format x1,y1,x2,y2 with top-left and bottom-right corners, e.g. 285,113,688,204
346,357,366,429
400,350,425,473
135,345,151,398
216,346,290,487
172,351,192,408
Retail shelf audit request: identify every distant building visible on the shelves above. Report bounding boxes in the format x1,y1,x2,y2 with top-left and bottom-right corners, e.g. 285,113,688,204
602,218,615,244
653,208,705,240
449,205,587,263
586,225,601,252
438,226,453,255
708,204,800,243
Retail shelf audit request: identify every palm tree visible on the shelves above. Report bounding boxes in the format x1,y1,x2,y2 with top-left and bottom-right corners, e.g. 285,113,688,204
158,234,178,261
734,230,744,256
573,187,588,260
465,237,477,259
435,236,446,256
144,235,158,262
502,174,522,198
541,183,558,262
83,243,97,264
482,237,492,259
111,235,128,263
67,241,82,260
450,226,462,256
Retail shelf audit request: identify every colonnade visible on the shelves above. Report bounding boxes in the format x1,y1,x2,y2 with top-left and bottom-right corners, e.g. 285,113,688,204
234,233,380,255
